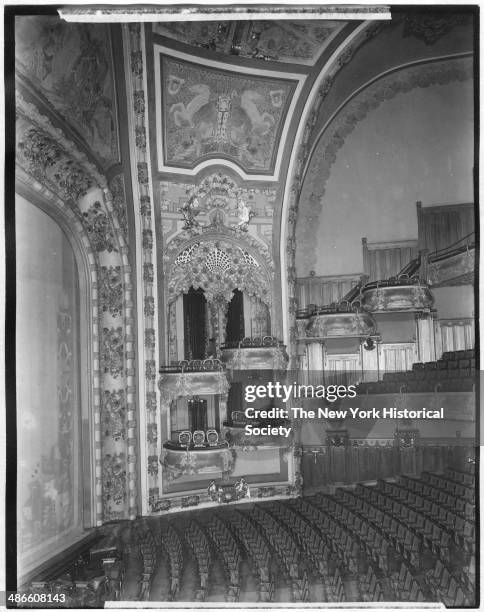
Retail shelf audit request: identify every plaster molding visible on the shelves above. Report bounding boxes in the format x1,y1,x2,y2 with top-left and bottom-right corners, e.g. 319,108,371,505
123,23,161,517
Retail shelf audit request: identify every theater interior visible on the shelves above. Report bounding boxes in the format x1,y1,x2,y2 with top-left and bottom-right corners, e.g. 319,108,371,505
12,5,477,607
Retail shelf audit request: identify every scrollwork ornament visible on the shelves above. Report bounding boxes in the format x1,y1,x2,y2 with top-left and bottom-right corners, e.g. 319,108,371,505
83,201,118,253
99,266,123,317
103,453,127,508
101,327,124,378
102,390,126,441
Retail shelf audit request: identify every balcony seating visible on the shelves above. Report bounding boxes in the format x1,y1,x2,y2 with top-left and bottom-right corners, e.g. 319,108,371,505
357,349,475,394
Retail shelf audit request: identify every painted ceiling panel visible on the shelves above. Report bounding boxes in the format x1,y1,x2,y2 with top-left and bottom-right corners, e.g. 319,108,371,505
155,49,304,178
152,20,345,64
15,16,120,169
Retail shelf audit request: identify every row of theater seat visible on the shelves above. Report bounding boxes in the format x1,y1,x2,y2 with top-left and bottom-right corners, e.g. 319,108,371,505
137,526,158,600
184,522,211,601
198,514,241,602
128,469,476,605
159,525,183,601
21,467,475,606
222,509,274,601
442,349,475,361
369,378,475,393
356,349,475,394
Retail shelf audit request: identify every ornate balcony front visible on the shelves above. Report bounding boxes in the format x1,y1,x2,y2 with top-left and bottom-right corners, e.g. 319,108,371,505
220,337,289,370
158,359,229,401
361,280,434,312
160,442,235,481
295,306,376,340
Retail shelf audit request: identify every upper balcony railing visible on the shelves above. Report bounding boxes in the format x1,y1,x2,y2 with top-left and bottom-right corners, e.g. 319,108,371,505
159,358,225,373
220,335,284,350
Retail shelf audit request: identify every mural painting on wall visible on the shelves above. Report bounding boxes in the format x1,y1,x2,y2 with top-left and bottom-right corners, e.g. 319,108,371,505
235,20,343,63
161,56,295,173
15,16,119,167
20,292,78,554
153,21,232,52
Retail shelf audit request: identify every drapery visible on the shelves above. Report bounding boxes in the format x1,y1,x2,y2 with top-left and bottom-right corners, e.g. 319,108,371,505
183,287,207,359
188,398,208,431
225,289,244,343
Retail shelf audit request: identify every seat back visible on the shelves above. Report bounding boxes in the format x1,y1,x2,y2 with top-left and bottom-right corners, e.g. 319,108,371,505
206,429,219,446
178,430,192,446
192,430,206,447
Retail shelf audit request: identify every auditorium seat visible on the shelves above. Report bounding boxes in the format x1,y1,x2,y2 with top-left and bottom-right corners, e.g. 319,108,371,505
19,465,475,606
356,349,475,394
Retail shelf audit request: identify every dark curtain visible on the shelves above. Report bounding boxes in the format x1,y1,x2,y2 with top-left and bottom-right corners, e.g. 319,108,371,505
226,289,245,343
183,287,207,359
189,399,207,431
227,382,243,420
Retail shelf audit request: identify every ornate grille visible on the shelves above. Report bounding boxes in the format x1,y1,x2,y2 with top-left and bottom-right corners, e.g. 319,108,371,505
205,248,231,273
242,250,259,267
174,243,199,265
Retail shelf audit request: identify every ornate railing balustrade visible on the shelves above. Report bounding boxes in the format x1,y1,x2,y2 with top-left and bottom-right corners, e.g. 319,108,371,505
159,359,225,373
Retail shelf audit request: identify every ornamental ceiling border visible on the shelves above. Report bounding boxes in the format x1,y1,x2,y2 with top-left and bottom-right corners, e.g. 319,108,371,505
153,44,307,181
15,93,138,523
296,54,473,273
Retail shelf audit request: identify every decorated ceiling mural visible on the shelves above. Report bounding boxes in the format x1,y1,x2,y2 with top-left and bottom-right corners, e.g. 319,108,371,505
156,52,300,176
152,20,344,64
15,16,119,168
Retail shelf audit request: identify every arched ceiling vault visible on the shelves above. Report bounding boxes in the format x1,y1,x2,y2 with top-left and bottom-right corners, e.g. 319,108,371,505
296,53,473,273
278,10,474,346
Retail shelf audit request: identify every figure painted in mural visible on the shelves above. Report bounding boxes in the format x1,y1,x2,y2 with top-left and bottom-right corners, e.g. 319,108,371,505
236,199,255,231
16,18,117,165
179,194,201,230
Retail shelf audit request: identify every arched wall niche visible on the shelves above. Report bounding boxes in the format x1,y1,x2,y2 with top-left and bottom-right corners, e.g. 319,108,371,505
296,55,473,275
164,234,273,362
15,93,138,530
280,53,473,360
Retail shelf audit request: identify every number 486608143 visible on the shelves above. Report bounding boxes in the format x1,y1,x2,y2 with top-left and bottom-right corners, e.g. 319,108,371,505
8,593,66,604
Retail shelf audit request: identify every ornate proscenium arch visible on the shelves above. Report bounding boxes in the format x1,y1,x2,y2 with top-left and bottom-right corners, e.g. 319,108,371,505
16,92,138,524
